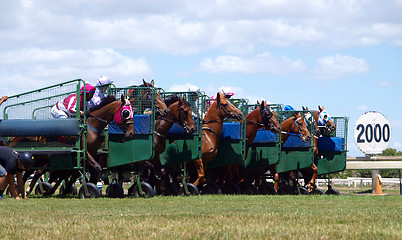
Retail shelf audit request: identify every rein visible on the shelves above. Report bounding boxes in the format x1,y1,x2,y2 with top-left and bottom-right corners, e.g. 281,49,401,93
281,117,303,137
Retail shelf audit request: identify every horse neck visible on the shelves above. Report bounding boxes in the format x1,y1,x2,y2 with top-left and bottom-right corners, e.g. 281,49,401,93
154,102,179,155
246,108,261,145
281,117,295,144
204,101,224,125
88,101,120,131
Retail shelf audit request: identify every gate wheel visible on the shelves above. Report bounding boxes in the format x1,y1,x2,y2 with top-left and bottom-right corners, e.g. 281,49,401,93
78,183,101,199
35,182,53,195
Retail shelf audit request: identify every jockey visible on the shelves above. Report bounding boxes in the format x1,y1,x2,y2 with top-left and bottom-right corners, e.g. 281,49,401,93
51,83,96,119
90,76,113,108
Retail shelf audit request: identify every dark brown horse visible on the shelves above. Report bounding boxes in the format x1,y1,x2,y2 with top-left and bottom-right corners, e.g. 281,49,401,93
221,101,281,191
191,92,244,188
128,79,168,118
301,106,336,191
147,95,196,195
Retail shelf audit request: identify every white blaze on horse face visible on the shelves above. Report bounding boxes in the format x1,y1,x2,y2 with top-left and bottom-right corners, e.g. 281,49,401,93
318,110,331,126
304,112,313,126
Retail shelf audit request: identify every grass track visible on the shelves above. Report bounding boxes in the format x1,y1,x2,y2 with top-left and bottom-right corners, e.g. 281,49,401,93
1,195,401,240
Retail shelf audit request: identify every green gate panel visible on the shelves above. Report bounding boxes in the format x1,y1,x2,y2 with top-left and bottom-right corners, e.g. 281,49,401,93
316,151,346,175
243,143,280,169
276,149,314,173
160,137,202,167
50,154,75,169
108,135,153,168
208,140,245,169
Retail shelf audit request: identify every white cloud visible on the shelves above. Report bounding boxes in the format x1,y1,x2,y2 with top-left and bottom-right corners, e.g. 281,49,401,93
0,48,151,95
199,52,306,74
168,83,200,92
313,54,369,79
357,105,368,111
377,80,394,87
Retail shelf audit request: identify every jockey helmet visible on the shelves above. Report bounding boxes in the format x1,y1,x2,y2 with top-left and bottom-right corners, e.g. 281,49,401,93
80,83,96,94
96,76,113,86
19,152,35,170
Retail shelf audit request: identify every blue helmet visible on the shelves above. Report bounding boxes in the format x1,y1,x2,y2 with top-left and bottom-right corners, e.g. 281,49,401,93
284,105,294,111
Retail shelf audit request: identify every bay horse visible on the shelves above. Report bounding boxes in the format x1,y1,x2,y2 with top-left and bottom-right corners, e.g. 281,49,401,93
128,79,168,118
221,101,281,192
26,95,136,196
300,106,336,192
268,111,312,193
146,95,196,195
191,92,244,188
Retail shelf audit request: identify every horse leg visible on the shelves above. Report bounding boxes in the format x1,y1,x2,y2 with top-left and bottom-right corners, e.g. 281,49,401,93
305,164,318,191
61,170,80,195
192,158,205,187
86,151,102,184
26,169,48,195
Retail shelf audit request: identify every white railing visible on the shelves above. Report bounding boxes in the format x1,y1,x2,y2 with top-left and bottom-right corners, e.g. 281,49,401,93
313,177,401,188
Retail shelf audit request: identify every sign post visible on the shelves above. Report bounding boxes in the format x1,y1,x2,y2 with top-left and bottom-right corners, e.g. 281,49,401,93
354,111,391,194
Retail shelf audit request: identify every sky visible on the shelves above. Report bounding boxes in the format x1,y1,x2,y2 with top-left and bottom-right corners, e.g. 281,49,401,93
0,0,401,157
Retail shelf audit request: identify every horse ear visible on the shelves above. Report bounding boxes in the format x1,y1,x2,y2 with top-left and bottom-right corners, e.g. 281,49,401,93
142,79,147,86
178,96,183,106
318,105,323,112
292,112,298,118
150,80,155,87
260,100,265,109
216,92,221,106
120,95,125,103
302,106,306,110
257,100,260,105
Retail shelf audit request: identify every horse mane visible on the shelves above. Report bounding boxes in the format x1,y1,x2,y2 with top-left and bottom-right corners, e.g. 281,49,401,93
164,95,191,107
89,95,117,112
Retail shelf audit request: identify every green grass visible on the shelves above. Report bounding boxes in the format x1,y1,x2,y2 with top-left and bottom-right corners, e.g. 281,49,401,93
0,195,401,239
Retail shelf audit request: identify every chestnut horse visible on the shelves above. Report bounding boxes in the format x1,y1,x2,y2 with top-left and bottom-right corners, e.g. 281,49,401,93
191,92,244,188
26,95,136,195
221,101,281,191
147,95,196,195
300,106,336,191
268,111,312,193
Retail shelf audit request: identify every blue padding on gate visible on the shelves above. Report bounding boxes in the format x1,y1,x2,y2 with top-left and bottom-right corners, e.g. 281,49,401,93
0,119,80,137
252,129,277,143
282,135,310,148
317,137,343,152
108,114,150,135
220,122,241,140
167,117,197,136
168,123,186,135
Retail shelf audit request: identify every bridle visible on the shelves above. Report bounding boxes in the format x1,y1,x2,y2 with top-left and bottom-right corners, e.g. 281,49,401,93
247,106,274,129
87,100,134,135
155,101,192,137
202,100,241,136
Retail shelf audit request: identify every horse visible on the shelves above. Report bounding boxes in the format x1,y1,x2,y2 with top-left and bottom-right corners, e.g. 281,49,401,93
128,79,168,118
190,92,244,188
26,95,136,196
218,101,281,193
300,106,336,192
267,111,312,193
145,94,196,195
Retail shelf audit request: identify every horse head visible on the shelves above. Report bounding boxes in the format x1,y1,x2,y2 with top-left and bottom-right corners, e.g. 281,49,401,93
318,105,336,135
282,111,311,143
141,79,168,118
260,101,280,133
213,92,243,121
113,95,135,140
303,106,320,137
176,96,195,134
165,95,195,134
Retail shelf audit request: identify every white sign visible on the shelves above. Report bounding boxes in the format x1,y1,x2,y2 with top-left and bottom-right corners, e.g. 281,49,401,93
354,111,391,155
